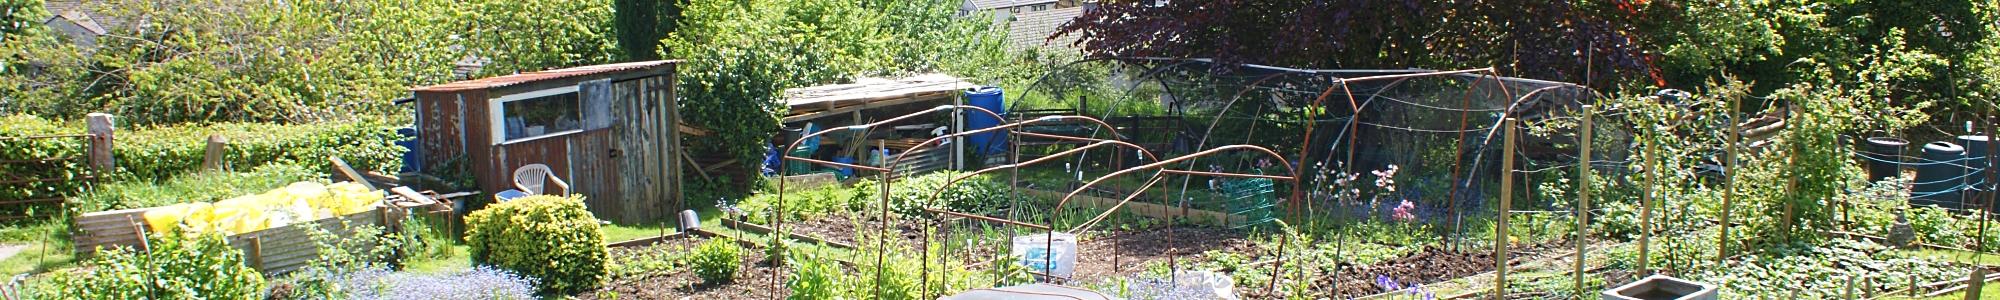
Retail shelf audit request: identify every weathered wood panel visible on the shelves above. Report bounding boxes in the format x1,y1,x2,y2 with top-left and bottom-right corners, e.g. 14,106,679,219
567,131,620,220
414,91,468,174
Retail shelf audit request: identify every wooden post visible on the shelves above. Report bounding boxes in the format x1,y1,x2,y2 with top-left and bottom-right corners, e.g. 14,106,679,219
1719,95,1739,264
86,113,115,170
249,236,264,270
1495,117,1518,299
1967,268,1987,300
1638,132,1657,275
203,134,229,172
1575,105,1593,295
1784,143,1798,240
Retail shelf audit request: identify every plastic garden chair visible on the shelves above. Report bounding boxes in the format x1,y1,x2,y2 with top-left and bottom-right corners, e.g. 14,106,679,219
513,164,570,196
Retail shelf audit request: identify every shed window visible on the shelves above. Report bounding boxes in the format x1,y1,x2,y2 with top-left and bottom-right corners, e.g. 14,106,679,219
492,86,583,143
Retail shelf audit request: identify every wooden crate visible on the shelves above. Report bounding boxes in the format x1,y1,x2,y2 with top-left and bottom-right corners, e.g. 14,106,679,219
72,206,400,275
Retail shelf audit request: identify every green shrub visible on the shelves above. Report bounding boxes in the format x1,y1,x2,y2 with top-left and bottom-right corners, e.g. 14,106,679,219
857,171,1010,216
0,115,90,218
70,164,319,213
786,248,843,299
465,195,606,294
689,238,742,284
736,183,869,222
53,231,266,299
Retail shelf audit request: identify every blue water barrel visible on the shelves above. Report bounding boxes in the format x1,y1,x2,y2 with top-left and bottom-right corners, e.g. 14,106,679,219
1863,137,1907,182
396,127,420,173
964,87,1008,156
1914,141,1965,208
1958,135,1992,190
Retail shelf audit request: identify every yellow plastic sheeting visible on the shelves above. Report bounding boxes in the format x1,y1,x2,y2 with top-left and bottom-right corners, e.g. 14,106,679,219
139,181,384,235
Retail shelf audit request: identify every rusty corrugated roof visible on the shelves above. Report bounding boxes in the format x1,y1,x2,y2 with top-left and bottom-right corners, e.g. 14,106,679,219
412,60,679,92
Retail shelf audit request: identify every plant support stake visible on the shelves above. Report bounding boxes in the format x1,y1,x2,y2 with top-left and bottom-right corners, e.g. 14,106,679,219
1719,94,1739,264
1575,105,1593,295
1496,117,1518,299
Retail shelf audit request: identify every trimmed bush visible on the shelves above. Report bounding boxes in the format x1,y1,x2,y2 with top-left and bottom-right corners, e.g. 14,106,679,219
689,238,742,284
53,231,266,299
465,195,606,294
0,115,404,216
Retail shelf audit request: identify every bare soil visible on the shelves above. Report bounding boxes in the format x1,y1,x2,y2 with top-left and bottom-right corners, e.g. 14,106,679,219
581,237,788,300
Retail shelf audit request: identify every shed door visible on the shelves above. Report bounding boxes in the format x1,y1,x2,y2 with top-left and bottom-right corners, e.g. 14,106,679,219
609,75,676,224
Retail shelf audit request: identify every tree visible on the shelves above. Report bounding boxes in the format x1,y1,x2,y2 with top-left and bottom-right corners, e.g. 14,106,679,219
614,0,682,61
1054,0,1651,85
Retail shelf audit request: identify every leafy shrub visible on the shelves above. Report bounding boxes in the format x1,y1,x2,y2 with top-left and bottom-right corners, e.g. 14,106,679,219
53,231,266,299
0,115,92,217
465,195,606,294
786,247,844,299
858,171,1011,216
736,183,869,222
70,163,318,213
689,238,742,284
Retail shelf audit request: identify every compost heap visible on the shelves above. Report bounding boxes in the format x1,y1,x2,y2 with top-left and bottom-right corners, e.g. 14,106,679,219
141,181,383,235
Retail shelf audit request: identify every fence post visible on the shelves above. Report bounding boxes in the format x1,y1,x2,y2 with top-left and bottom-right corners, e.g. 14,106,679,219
1575,105,1593,295
203,134,229,172
1495,117,1518,300
86,113,115,170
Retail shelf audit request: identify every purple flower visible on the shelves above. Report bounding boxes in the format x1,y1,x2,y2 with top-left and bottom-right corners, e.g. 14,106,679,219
1375,274,1401,291
331,266,538,300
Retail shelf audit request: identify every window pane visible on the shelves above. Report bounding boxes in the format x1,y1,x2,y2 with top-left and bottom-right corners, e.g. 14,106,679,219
501,92,582,140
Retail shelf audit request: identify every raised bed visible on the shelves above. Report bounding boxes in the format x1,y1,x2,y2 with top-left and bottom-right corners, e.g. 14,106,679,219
71,203,402,275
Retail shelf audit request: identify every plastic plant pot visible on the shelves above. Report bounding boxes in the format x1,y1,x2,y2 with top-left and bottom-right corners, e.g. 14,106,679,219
1603,275,1718,300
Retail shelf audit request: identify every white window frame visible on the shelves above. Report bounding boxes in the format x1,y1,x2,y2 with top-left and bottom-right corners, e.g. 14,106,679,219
489,85,583,145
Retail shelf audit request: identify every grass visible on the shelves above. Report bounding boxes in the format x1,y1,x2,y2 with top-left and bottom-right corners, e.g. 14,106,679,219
1902,249,2000,267
0,219,75,276
603,223,677,244
403,244,470,274
1911,282,2000,300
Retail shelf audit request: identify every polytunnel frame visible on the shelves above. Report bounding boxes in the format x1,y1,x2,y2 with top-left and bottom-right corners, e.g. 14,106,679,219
908,138,1161,299
769,105,1133,299
1011,57,1603,297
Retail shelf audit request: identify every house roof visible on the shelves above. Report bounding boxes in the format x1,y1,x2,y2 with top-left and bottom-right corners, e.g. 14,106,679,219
412,60,681,92
46,10,107,35
966,0,1058,10
42,1,124,32
1006,6,1085,50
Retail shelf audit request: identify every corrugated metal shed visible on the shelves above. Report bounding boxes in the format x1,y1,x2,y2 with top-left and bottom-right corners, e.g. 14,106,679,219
411,60,684,224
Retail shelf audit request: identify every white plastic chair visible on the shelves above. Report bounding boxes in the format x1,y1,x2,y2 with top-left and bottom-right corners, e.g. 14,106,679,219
513,164,570,196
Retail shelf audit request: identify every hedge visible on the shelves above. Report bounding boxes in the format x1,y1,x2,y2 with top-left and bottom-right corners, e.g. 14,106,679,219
0,115,405,215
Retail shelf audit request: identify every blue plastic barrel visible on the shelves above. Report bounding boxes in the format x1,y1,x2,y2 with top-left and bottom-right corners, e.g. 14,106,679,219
1914,141,1965,209
1863,137,1906,182
964,87,1008,156
1958,135,1992,190
396,127,421,173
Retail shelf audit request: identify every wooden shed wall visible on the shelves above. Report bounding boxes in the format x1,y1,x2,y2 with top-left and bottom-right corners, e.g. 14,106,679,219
415,66,681,225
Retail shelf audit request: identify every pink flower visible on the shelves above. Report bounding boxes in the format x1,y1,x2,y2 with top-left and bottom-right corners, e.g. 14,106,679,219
1391,200,1417,222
